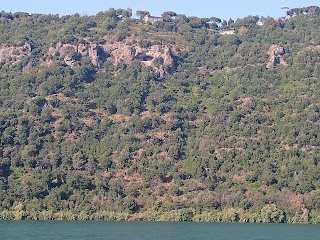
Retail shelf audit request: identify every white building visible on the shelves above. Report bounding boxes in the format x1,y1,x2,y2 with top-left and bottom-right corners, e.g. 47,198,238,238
219,29,235,35
256,21,264,26
144,15,163,24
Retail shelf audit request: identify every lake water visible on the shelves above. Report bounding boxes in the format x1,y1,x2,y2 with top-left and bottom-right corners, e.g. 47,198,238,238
0,221,319,240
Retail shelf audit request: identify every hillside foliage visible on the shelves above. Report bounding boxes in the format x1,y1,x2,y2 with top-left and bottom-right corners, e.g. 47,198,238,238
0,7,320,222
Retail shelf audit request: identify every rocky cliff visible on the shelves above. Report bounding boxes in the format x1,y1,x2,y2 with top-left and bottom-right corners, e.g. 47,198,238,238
0,43,32,65
46,40,177,75
266,44,287,69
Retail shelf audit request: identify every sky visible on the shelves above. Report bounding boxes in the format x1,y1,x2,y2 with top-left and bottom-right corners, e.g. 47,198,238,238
1,0,320,20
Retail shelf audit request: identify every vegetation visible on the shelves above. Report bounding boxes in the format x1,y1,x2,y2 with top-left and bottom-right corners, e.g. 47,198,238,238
0,7,320,223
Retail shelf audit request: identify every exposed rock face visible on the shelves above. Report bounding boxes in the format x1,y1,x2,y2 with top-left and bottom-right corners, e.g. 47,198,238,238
110,45,136,65
0,43,32,64
163,46,176,74
88,43,100,66
22,61,32,73
126,44,176,76
47,40,177,75
48,42,102,67
266,44,287,69
63,55,76,68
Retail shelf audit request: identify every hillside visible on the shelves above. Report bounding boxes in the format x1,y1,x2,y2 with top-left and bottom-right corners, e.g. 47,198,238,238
0,7,320,222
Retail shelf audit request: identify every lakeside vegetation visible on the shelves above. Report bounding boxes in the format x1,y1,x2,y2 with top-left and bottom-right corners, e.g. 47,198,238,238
0,7,320,223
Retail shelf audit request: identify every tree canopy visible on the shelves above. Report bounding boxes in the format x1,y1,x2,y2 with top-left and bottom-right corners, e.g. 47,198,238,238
0,6,320,222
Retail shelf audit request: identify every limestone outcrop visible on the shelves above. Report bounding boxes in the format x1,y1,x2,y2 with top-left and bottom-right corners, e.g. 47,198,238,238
163,46,176,74
266,44,287,69
48,42,102,67
0,43,32,64
109,45,136,65
46,40,177,75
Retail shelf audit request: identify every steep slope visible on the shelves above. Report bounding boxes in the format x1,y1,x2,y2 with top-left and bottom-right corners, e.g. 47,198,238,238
0,8,320,222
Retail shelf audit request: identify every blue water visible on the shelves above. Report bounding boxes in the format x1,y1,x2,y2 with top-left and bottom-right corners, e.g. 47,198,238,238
0,221,319,240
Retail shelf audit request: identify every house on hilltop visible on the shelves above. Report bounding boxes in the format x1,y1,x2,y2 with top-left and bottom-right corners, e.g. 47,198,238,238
144,15,163,23
256,20,264,26
219,28,235,35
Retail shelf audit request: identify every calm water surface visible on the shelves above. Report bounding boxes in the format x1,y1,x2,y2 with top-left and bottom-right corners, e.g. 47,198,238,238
0,221,319,240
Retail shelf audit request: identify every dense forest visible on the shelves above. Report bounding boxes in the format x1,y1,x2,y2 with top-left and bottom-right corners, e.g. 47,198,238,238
0,6,320,223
